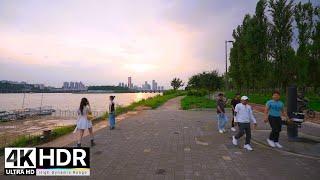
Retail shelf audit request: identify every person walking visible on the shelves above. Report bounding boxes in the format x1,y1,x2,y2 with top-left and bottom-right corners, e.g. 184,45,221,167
76,97,95,147
264,90,286,148
216,93,228,133
108,95,116,130
230,93,241,132
232,96,257,151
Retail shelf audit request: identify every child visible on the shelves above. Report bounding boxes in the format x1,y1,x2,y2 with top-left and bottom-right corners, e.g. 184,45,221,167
216,93,228,133
108,96,116,130
264,90,286,148
232,96,257,151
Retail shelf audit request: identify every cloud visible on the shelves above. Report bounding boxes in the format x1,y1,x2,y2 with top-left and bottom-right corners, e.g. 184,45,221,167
0,0,260,87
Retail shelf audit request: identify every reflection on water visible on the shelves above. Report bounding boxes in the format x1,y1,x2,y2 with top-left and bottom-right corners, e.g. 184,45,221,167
0,93,161,111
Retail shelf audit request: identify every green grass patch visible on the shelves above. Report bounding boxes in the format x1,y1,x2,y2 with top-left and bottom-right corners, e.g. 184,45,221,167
107,91,185,117
181,96,216,110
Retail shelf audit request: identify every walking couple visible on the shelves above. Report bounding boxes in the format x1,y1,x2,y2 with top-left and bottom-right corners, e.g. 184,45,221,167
217,90,286,151
75,96,116,147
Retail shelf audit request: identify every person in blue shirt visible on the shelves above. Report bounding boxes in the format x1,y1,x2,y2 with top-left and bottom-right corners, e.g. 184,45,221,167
264,90,286,148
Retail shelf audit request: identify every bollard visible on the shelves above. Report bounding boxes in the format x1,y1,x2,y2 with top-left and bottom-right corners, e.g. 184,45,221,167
287,86,298,139
286,86,305,140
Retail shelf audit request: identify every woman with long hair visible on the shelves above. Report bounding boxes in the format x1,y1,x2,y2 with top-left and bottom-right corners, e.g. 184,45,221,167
76,97,95,147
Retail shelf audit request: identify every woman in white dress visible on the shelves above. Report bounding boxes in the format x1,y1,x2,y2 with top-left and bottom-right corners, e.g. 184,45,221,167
76,98,95,147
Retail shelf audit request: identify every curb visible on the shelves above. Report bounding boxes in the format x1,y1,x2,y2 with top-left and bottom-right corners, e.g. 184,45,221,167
251,137,320,160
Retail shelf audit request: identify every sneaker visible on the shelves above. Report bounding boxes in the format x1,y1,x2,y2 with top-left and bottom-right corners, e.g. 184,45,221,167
267,139,276,148
222,128,226,133
243,144,253,151
231,127,236,132
274,142,283,148
219,129,224,134
232,136,238,146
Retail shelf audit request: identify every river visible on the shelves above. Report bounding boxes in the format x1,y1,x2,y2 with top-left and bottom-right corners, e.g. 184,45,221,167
0,92,161,111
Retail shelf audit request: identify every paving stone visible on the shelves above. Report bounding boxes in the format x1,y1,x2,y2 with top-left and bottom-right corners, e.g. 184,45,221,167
31,97,320,180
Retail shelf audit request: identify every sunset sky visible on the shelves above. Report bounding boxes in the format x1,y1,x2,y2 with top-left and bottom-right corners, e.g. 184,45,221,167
0,0,315,88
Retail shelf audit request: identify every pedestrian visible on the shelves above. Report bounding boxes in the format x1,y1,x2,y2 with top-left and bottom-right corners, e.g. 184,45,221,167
232,96,257,151
108,95,116,130
76,97,95,147
264,90,286,148
230,93,241,132
216,93,228,133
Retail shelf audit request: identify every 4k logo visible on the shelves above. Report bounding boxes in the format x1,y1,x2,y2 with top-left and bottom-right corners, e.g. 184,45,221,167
4,147,90,176
5,148,36,169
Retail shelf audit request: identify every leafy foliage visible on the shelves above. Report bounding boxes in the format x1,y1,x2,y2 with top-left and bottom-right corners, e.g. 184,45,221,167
228,0,320,92
186,70,223,93
171,78,184,90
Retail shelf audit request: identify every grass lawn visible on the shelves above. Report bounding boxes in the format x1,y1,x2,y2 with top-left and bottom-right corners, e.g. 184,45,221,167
181,96,216,110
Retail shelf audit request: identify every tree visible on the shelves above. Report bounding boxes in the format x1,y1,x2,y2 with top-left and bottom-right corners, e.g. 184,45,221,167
171,78,184,90
269,0,295,89
294,1,314,87
228,0,319,93
310,7,320,91
187,71,223,93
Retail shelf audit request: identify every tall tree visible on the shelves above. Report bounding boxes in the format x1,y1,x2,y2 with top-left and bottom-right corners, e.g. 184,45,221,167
310,6,320,91
269,0,295,89
254,0,270,89
170,78,184,90
294,2,314,87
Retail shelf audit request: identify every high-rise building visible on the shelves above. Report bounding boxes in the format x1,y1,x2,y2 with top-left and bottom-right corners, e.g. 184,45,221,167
70,82,75,89
128,77,132,89
143,81,151,90
152,80,157,91
63,82,69,89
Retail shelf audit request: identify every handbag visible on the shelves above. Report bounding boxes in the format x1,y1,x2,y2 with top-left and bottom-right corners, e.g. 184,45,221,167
87,112,94,121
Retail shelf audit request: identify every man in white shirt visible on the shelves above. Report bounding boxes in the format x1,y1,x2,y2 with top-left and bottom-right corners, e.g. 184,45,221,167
232,96,257,151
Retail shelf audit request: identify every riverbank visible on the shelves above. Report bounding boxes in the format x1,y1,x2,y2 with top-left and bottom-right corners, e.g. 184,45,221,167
0,91,184,155
2,96,317,179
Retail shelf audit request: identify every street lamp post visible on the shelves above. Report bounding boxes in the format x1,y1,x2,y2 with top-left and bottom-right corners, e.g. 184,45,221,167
225,40,234,91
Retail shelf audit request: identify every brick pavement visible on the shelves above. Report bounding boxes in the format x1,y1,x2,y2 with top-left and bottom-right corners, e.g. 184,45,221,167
2,97,320,179
70,97,320,179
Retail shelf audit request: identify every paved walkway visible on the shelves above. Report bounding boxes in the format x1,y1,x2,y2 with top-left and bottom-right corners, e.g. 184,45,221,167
69,97,320,179
3,97,320,179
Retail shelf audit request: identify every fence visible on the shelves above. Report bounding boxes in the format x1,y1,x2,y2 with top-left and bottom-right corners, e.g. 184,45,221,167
52,109,105,118
0,110,106,149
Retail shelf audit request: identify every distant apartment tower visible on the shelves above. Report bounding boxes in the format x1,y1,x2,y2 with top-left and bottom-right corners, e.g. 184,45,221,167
128,77,132,89
63,82,69,89
70,82,75,89
152,80,157,91
63,81,86,90
143,81,151,90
